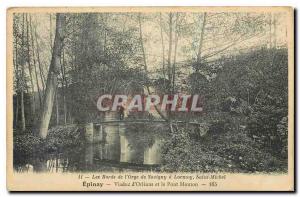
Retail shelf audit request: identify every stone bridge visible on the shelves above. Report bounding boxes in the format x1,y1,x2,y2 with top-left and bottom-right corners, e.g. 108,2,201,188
83,112,203,165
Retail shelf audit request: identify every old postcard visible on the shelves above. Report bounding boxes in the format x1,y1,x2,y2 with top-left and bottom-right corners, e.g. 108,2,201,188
6,7,294,191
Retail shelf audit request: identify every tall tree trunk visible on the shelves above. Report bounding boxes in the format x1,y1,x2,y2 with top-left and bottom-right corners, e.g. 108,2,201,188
138,14,148,73
26,14,36,118
20,14,26,132
37,14,65,139
34,26,46,90
196,12,207,70
172,14,179,93
138,14,168,121
167,13,173,83
159,13,166,80
20,90,26,131
15,95,19,127
103,16,107,54
60,49,67,124
14,29,19,126
29,15,43,108
55,91,59,125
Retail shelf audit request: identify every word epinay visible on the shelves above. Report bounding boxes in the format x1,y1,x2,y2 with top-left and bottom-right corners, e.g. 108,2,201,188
97,94,203,112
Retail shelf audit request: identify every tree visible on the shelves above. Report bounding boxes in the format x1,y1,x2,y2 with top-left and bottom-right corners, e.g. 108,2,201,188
25,14,36,117
159,13,166,80
34,25,46,90
19,14,26,132
138,13,168,121
196,12,207,71
37,14,66,139
29,15,43,108
167,13,173,84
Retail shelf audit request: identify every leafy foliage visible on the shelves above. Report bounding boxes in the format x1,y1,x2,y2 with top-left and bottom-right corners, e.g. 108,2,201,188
13,125,85,168
13,131,43,167
44,125,85,153
161,48,288,172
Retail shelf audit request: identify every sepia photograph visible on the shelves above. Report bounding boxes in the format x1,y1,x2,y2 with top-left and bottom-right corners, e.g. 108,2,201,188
6,7,294,191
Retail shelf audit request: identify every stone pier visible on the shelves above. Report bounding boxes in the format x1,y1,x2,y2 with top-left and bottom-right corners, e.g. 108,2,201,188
119,123,140,163
103,124,120,161
85,144,94,166
103,112,120,161
94,124,103,142
84,123,94,143
143,136,162,165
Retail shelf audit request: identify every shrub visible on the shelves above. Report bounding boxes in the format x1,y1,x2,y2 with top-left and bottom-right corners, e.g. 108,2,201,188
13,131,43,167
45,125,85,153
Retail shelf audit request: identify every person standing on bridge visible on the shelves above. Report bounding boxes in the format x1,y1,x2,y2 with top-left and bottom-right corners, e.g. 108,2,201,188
118,105,125,120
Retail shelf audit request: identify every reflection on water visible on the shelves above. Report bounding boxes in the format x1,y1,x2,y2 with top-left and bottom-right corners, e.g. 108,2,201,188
47,154,69,173
16,122,163,173
40,142,161,173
